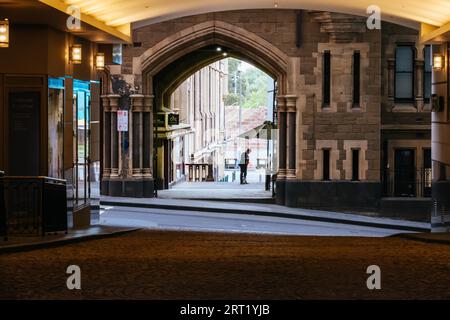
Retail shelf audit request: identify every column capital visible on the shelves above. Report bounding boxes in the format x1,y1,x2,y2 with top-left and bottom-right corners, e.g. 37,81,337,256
285,95,298,112
108,94,121,112
101,95,111,112
415,59,425,68
143,95,154,112
130,94,145,112
277,95,287,112
387,58,395,68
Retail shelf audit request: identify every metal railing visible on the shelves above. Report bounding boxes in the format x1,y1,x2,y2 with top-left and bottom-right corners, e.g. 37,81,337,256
382,168,432,198
185,164,214,182
0,176,68,238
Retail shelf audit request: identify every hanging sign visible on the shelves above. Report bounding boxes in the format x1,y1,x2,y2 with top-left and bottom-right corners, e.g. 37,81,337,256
117,110,128,132
168,113,180,126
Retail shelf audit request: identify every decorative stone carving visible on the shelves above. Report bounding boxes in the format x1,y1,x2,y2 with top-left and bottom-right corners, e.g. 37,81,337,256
309,11,366,43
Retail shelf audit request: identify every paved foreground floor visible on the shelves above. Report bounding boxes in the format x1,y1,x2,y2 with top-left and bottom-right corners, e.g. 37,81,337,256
1,230,449,299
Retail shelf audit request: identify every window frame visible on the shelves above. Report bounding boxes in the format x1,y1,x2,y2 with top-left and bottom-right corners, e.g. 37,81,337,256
322,50,331,108
394,44,416,103
322,148,331,181
423,45,432,104
353,51,361,108
351,148,360,181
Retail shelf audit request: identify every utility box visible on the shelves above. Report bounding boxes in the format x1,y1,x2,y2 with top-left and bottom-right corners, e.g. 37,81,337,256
2,177,68,237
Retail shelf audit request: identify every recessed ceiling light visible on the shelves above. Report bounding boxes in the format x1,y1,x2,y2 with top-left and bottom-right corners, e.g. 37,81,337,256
216,47,222,52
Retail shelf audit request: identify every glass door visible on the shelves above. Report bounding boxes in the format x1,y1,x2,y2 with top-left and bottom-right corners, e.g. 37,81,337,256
73,80,91,208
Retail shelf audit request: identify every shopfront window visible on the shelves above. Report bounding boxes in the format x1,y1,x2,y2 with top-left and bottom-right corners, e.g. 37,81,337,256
48,78,65,179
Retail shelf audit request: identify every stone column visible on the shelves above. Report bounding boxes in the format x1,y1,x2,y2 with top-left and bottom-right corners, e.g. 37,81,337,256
286,95,297,180
277,96,287,178
276,95,287,205
142,95,154,197
101,95,111,180
100,95,112,195
415,60,424,111
387,59,395,109
109,95,121,179
130,94,144,178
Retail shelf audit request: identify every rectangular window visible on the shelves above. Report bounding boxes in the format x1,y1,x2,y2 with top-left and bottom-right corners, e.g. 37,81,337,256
323,149,330,181
323,51,331,107
353,51,360,107
352,149,360,181
424,45,432,103
395,46,414,102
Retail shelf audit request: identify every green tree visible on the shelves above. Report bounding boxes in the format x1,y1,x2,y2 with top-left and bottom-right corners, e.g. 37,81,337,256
224,58,271,108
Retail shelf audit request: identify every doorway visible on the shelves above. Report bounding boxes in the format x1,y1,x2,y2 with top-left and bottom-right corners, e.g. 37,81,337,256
394,149,416,197
8,91,41,176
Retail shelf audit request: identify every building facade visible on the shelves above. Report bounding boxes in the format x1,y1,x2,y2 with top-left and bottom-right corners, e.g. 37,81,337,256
98,10,434,219
0,3,126,228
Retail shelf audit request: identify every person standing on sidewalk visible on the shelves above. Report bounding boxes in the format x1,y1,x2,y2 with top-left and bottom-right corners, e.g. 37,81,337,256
239,149,251,184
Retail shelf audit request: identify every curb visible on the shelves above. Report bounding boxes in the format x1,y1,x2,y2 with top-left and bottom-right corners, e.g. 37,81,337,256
392,233,450,245
100,201,430,233
0,228,141,255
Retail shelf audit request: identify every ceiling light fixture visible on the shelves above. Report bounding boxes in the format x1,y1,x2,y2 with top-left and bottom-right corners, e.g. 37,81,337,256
95,52,105,70
0,19,9,48
70,44,82,64
433,53,445,71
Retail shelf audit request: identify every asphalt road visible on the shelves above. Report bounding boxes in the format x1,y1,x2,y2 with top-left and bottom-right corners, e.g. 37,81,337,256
99,205,416,237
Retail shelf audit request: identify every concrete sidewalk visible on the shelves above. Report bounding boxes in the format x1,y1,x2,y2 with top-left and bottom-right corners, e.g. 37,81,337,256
0,226,140,254
100,196,430,233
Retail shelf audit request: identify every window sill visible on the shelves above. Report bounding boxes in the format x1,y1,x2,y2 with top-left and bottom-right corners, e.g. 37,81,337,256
320,106,335,113
391,105,417,113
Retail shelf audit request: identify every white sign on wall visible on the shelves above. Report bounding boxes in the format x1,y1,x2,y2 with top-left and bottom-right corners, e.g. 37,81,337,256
117,110,128,132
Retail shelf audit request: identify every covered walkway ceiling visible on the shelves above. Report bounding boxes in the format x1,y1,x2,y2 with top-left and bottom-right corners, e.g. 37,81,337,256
37,0,450,43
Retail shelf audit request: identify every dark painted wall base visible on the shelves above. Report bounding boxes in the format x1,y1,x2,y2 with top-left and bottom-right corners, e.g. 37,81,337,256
276,180,286,205
380,198,431,222
276,180,431,222
284,180,382,211
101,178,155,198
432,181,450,230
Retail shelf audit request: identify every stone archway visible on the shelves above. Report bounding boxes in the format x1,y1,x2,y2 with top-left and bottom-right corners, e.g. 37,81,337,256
140,21,289,96
102,19,298,200
138,20,297,202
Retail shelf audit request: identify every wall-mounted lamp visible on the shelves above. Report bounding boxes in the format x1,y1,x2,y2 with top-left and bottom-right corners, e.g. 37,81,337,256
433,53,444,71
95,52,105,70
0,19,9,48
70,44,82,64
